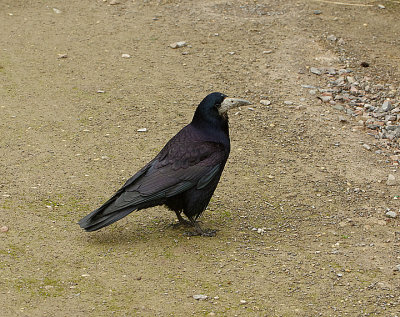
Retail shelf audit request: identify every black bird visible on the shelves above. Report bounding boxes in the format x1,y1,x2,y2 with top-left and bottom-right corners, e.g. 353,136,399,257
78,92,250,236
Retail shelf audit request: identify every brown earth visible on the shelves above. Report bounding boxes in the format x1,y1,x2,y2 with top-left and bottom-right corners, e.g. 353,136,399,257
1,0,400,316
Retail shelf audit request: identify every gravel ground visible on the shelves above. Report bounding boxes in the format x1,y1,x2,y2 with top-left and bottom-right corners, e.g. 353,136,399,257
1,0,400,316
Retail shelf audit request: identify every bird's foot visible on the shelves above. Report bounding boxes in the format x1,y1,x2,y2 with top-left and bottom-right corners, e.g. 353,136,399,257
183,222,217,237
183,229,217,237
170,219,192,228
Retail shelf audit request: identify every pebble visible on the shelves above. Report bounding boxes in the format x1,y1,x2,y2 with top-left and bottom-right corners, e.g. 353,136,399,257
386,174,397,186
284,101,293,105
121,53,131,58
301,85,317,89
53,8,62,14
385,211,397,218
57,54,68,59
137,128,147,132
362,144,371,150
319,96,332,102
170,41,187,49
193,294,207,300
310,67,322,75
263,50,273,54
110,0,120,4
313,10,322,15
378,4,385,9
395,264,400,272
381,100,392,112
240,300,247,304
327,34,337,42
0,226,9,233
260,100,271,106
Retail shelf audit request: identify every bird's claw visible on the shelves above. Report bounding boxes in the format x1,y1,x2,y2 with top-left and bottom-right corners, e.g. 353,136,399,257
170,219,192,228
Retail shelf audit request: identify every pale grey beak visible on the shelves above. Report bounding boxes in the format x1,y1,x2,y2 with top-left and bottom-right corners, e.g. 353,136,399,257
219,98,251,115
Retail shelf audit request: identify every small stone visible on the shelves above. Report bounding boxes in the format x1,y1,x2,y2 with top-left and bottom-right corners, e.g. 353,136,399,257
319,96,332,102
338,116,348,123
193,294,207,300
81,274,90,277
327,34,337,42
57,54,68,59
333,105,344,111
53,8,62,14
346,76,355,84
240,300,247,304
0,226,9,233
385,211,397,218
137,128,147,132
301,85,317,89
170,41,187,49
260,100,271,106
97,90,105,93
395,264,400,272
386,174,397,186
313,10,322,15
110,0,120,4
337,273,343,277
263,50,273,54
381,100,392,112
362,144,371,150
378,4,385,9
121,53,131,58
310,67,322,75
284,101,293,105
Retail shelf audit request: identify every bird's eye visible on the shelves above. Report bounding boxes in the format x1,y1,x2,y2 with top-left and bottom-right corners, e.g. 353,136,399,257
215,103,221,109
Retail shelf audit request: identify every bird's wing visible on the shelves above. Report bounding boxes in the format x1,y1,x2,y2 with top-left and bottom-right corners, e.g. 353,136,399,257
112,139,227,209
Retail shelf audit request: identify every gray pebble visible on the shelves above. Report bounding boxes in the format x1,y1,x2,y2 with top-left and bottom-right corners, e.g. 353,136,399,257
319,96,332,102
301,85,317,89
333,105,344,111
313,10,322,15
385,211,397,218
284,101,293,105
260,100,271,106
193,294,207,300
362,144,371,150
327,34,337,42
386,174,397,186
381,100,392,112
170,41,187,49
310,67,322,75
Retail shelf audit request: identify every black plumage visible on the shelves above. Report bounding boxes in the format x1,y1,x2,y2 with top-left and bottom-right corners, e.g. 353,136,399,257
78,92,249,235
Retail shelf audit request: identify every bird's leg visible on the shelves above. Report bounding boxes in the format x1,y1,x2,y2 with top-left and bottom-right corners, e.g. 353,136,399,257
171,211,192,227
184,217,217,237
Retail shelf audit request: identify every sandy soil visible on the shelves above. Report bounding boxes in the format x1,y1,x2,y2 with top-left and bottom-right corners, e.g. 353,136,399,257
1,0,400,316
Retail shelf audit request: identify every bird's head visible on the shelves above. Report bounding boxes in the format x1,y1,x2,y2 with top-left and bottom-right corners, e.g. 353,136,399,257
191,92,251,128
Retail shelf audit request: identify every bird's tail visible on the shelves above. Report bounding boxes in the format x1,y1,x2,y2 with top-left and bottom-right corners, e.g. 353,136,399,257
78,202,136,232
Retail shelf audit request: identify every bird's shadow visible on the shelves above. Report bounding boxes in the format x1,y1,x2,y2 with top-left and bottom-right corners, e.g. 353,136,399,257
80,219,216,247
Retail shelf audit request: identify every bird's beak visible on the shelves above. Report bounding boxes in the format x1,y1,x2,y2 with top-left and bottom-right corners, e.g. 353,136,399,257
219,98,251,115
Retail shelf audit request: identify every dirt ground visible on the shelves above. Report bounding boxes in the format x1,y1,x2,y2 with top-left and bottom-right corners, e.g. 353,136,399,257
1,0,400,316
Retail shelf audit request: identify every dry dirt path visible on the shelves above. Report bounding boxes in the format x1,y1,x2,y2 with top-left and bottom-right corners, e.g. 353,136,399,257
1,0,400,316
